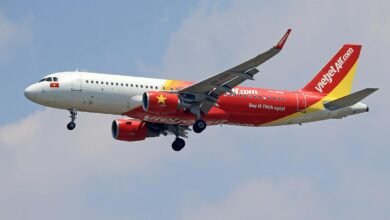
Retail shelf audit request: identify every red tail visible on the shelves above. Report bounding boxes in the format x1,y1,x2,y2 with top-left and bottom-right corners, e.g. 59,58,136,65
302,45,361,97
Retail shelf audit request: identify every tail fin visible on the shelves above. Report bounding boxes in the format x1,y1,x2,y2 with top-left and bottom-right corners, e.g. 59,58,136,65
302,44,361,98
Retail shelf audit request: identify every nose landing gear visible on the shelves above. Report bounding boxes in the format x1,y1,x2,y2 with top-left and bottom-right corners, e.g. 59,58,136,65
67,108,77,130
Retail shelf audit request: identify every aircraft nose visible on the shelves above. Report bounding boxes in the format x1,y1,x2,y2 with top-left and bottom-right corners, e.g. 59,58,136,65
24,84,37,101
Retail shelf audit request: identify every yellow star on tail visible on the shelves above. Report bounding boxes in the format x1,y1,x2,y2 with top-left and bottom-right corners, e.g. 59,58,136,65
156,94,167,105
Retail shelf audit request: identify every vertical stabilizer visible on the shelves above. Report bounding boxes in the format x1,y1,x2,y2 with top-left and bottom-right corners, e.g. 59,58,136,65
302,45,361,98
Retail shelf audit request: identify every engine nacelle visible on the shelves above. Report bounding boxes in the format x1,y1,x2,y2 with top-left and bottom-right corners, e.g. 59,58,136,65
111,119,159,142
142,91,180,114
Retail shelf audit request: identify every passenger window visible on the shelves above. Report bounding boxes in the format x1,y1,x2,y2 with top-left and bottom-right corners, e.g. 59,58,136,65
126,84,128,87
101,81,104,84
146,85,148,89
86,80,89,83
136,85,138,88
140,85,143,88
91,81,94,84
155,86,158,89
163,87,166,90
121,83,123,86
131,84,133,87
111,82,113,85
106,82,109,85
116,83,119,86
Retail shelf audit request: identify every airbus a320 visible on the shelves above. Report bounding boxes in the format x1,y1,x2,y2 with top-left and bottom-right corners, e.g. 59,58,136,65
24,29,378,151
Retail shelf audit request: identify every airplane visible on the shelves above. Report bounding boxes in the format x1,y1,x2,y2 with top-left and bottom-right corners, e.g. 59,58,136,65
24,29,378,151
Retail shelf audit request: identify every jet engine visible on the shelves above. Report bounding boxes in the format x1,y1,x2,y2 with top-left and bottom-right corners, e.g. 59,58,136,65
111,119,159,142
142,91,180,114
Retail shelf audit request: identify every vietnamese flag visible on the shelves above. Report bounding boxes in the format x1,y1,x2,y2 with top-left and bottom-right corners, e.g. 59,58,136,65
50,82,60,88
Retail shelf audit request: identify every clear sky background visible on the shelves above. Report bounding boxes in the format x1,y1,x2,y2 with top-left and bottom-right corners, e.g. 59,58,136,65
0,0,389,219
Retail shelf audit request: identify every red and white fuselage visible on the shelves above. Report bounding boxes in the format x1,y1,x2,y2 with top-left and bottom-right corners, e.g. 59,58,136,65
24,30,377,151
24,71,369,126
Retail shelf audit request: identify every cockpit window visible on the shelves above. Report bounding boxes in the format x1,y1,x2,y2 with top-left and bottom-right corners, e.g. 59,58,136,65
38,76,58,83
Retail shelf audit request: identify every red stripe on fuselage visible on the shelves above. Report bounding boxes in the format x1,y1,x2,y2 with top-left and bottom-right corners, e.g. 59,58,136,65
123,85,325,126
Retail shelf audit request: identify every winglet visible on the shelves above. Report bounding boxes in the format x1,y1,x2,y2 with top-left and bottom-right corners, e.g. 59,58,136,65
275,29,292,49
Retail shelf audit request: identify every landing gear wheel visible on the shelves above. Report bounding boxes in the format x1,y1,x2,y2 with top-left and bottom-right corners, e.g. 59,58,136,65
67,121,76,130
172,138,185,151
193,119,206,133
67,108,77,130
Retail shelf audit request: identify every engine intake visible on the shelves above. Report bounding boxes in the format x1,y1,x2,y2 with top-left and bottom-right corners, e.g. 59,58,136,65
142,91,180,114
111,119,159,142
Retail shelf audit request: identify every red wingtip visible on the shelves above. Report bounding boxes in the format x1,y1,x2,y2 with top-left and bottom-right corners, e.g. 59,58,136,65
275,29,292,49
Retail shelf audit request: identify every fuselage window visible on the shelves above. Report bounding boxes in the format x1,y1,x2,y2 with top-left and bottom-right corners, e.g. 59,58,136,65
91,80,94,84
101,81,104,84
131,84,133,87
140,85,143,88
155,86,158,90
163,87,166,90
136,84,138,88
106,82,109,85
146,85,148,89
121,83,123,86
126,83,128,87
116,83,119,86
86,80,89,83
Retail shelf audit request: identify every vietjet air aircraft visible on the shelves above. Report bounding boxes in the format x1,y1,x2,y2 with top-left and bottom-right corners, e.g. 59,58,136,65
24,29,377,151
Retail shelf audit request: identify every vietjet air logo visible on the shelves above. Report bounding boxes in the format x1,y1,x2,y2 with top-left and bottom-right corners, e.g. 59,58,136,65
156,94,167,106
315,47,354,93
231,88,258,95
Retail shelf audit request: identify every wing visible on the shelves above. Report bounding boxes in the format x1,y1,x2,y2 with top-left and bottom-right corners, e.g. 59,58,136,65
179,29,292,115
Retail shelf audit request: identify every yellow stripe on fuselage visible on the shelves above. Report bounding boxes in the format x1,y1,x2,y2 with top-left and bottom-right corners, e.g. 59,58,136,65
263,61,359,126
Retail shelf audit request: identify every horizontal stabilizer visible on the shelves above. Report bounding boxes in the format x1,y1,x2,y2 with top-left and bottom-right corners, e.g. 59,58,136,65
324,88,378,111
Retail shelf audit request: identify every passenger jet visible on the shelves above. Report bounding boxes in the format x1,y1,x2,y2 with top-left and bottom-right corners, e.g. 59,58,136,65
24,29,378,151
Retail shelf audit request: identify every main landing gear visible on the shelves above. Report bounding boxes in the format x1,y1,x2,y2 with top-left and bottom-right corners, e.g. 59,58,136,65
172,137,185,151
193,119,206,133
67,108,77,130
